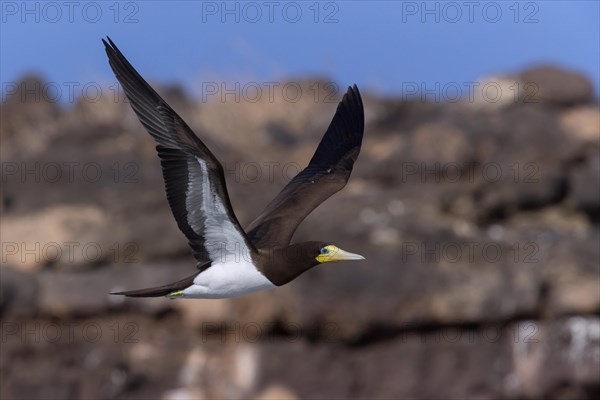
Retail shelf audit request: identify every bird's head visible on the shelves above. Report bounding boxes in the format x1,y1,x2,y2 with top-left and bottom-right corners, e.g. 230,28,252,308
314,243,365,264
259,241,365,286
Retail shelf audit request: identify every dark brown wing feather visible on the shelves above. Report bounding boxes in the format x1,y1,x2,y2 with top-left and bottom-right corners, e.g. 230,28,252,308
245,85,364,249
103,37,251,266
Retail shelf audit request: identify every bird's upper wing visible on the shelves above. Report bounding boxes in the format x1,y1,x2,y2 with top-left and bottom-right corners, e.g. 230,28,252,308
245,85,364,249
103,37,253,265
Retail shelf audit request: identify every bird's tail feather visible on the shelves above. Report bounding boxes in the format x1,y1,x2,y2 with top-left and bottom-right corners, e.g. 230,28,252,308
110,272,198,297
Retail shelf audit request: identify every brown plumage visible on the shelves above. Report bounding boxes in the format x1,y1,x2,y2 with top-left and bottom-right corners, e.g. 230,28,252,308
103,37,365,298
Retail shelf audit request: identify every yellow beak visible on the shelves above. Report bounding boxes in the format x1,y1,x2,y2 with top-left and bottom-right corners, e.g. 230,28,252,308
316,245,365,263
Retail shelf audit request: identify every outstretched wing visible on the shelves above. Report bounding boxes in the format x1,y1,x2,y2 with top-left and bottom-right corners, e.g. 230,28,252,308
103,37,252,265
245,85,364,249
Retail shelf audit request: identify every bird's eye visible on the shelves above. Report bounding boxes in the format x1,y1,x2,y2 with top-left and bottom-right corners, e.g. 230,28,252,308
320,247,329,255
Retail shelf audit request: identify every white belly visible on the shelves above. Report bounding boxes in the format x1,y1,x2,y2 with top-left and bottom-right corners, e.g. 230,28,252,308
179,260,276,299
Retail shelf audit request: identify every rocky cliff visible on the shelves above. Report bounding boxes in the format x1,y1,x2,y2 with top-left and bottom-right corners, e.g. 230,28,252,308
1,66,598,399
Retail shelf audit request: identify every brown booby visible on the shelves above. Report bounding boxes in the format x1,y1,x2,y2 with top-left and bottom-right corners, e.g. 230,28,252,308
103,37,365,299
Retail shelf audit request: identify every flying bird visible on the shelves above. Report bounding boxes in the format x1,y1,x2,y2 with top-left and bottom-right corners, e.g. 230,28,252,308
103,37,365,299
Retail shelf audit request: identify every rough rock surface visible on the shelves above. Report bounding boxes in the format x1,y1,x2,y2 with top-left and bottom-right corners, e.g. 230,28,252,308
1,67,598,399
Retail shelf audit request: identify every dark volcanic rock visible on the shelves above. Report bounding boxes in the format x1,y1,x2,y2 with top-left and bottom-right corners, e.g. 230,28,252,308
1,68,598,399
0,266,39,317
257,318,600,400
570,154,600,220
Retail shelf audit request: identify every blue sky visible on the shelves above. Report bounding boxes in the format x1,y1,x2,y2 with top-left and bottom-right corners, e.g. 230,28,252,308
1,1,598,102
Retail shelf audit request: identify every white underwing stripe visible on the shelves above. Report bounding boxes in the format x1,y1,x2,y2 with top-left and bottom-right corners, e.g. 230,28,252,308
179,157,275,298
185,157,250,263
